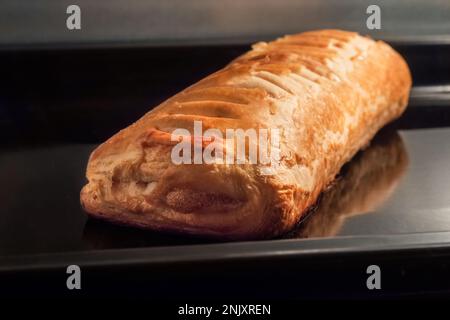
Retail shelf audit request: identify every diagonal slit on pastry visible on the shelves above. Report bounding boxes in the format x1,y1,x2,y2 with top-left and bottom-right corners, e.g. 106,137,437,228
80,29,412,240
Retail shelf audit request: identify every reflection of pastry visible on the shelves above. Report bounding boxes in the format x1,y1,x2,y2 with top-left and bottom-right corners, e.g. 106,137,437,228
292,130,409,238
80,29,411,240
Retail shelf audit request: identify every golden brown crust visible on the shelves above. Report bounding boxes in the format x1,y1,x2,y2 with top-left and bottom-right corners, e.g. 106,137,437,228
80,29,412,240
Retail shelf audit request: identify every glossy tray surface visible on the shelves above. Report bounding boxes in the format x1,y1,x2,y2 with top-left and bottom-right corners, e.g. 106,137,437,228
1,42,450,265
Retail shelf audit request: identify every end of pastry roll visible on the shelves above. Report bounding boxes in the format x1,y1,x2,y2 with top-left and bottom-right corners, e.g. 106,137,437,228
81,128,288,239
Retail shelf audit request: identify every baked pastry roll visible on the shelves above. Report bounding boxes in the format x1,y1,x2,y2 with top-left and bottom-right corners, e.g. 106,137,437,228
81,29,412,240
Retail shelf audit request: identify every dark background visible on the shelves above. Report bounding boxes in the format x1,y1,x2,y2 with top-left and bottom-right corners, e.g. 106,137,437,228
1,0,450,48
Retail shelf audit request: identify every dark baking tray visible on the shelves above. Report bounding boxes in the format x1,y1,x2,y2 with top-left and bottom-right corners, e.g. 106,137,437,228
1,41,450,298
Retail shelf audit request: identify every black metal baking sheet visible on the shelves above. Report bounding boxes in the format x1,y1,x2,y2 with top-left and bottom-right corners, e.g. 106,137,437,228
1,122,450,258
1,43,450,300
0,42,449,256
